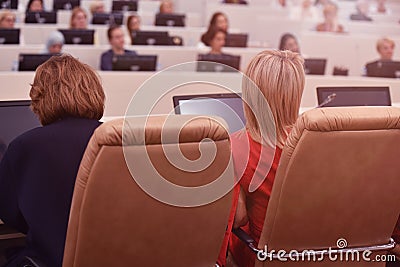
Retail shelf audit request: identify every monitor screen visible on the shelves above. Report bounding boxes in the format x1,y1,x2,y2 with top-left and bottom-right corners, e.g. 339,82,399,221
25,11,57,24
225,33,248,48
18,53,53,71
91,13,124,25
112,0,137,12
0,100,41,160
304,58,327,75
131,30,175,46
112,55,157,71
317,86,391,107
0,0,18,9
155,13,185,27
366,61,400,79
173,93,245,133
59,29,95,45
53,0,80,10
0,29,20,44
197,54,241,72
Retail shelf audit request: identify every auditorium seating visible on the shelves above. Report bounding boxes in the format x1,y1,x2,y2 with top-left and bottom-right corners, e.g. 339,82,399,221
63,115,234,266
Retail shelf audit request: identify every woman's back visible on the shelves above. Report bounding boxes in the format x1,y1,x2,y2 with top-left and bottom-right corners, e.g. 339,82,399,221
0,117,101,266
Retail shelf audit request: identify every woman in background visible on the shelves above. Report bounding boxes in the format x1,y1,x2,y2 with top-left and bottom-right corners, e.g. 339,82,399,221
316,2,344,33
207,12,229,32
279,33,300,53
126,14,141,44
70,7,88,29
0,10,15,28
0,54,105,267
228,50,305,267
159,0,174,14
25,0,43,12
44,31,65,54
201,27,227,55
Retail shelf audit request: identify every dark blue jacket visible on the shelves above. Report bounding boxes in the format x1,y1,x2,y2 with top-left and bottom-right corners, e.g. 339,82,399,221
0,117,101,267
100,49,137,71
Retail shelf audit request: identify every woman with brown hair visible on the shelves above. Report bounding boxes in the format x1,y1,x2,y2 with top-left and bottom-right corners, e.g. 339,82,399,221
201,27,227,55
0,54,105,267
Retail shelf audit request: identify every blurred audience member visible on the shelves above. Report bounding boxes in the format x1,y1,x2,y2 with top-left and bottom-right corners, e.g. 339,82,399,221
350,0,372,21
126,14,140,44
159,0,173,14
316,3,344,33
291,0,319,20
224,0,248,4
278,0,286,7
0,10,16,28
100,25,137,70
89,0,105,15
44,31,64,54
375,37,395,61
208,12,229,32
370,0,390,14
201,27,227,55
279,33,300,53
70,7,88,29
26,0,43,12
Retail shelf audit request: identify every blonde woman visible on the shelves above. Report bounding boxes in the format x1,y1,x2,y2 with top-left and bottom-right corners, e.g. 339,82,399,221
316,2,344,33
226,50,305,267
70,6,88,29
0,54,105,266
0,10,16,28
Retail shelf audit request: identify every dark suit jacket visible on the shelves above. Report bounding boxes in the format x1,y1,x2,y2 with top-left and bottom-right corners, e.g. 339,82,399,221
100,49,137,71
0,117,101,267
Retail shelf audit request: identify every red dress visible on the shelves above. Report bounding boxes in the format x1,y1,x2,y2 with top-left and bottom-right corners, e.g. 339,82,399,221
229,130,282,267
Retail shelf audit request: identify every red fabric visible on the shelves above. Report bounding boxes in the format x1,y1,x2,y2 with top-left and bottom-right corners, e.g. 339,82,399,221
229,130,282,267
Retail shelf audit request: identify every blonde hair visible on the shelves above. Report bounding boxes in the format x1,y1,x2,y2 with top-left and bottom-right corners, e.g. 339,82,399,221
30,54,105,125
159,0,173,13
376,37,395,52
70,7,87,28
0,10,15,27
242,50,305,148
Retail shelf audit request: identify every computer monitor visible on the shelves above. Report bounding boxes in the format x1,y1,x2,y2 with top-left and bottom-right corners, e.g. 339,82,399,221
53,0,80,10
25,11,57,24
366,61,400,79
112,0,137,12
173,93,245,133
0,0,18,9
112,55,157,71
18,53,53,71
197,54,241,72
155,13,185,27
91,13,124,25
0,100,41,156
0,29,20,44
131,30,173,46
304,58,327,75
317,86,391,107
59,29,95,45
225,33,248,48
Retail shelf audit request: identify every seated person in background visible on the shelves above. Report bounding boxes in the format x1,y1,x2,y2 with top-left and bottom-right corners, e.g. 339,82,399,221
0,54,105,267
316,2,344,33
207,12,229,32
70,7,88,29
101,25,137,71
89,0,105,15
224,0,248,4
44,31,64,54
350,0,372,21
227,50,305,267
159,0,173,14
201,27,227,55
370,0,389,14
279,33,300,53
26,0,43,12
126,14,140,44
365,37,395,70
0,10,16,28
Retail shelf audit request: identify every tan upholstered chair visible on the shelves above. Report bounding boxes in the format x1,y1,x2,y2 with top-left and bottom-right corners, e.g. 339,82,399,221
235,107,400,266
63,115,234,267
